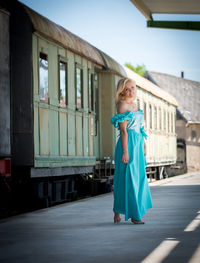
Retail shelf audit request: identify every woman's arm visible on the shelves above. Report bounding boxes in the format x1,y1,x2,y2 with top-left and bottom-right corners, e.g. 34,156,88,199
117,102,129,163
119,121,129,163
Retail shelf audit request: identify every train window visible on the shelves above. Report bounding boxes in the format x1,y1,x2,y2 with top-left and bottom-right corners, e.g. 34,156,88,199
171,112,173,133
149,104,152,129
88,71,94,111
75,66,83,109
159,108,162,130
59,61,67,107
191,130,197,139
164,110,166,131
143,102,146,122
154,106,157,130
39,52,48,102
168,112,170,132
166,111,168,133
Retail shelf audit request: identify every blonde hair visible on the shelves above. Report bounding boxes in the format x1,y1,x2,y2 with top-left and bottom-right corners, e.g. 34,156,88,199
115,78,137,106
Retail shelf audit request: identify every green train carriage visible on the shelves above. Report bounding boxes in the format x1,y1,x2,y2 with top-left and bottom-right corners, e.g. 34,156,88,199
0,1,178,211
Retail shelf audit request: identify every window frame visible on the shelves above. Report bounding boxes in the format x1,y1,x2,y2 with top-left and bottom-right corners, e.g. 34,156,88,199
88,69,94,113
154,105,157,130
143,101,147,128
149,104,152,129
39,52,49,103
75,63,83,110
159,107,162,131
168,111,170,133
58,56,68,108
164,109,166,132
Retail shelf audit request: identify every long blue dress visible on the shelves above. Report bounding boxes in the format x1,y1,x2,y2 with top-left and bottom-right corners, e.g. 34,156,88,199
110,109,153,221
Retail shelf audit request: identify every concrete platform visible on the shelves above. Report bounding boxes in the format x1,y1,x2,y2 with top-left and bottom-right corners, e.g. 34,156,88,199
0,172,200,263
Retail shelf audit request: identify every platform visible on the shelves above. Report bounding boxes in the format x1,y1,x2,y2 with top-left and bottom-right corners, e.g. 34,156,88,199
0,172,200,263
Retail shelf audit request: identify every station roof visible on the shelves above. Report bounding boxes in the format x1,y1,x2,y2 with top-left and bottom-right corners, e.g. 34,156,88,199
145,71,200,124
130,0,200,30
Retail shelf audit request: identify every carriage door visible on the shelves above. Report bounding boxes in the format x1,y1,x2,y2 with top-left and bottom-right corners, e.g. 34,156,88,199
93,73,100,158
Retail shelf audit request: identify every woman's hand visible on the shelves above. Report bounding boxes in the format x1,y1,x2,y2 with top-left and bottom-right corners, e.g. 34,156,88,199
122,150,129,163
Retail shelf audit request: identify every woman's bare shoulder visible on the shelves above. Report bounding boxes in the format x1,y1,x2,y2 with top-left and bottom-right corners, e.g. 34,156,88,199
116,101,129,114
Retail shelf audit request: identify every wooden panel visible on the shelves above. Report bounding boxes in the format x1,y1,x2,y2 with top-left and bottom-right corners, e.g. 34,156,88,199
152,134,155,160
34,156,96,168
48,44,58,103
49,109,59,155
68,113,76,155
58,47,65,57
93,76,100,158
99,73,115,158
0,10,10,157
67,51,75,106
83,58,88,109
59,112,67,155
75,54,81,64
89,117,94,156
158,135,162,161
32,34,38,95
39,108,49,155
76,115,83,156
34,106,39,155
149,133,153,160
38,37,48,51
164,136,168,159
88,60,92,69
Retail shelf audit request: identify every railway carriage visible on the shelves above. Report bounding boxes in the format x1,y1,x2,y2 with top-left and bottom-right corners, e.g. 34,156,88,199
0,1,178,212
110,66,178,180
97,65,178,181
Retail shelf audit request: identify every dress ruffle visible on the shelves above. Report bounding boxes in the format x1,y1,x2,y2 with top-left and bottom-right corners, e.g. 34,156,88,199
110,111,134,128
110,109,144,129
140,125,148,139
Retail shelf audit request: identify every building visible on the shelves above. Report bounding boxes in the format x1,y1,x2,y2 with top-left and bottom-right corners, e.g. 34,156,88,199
145,71,200,173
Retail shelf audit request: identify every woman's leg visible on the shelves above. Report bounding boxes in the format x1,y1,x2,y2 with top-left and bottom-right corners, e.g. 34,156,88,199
114,212,121,223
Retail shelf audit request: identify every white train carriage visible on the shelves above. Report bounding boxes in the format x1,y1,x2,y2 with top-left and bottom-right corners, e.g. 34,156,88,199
99,64,178,180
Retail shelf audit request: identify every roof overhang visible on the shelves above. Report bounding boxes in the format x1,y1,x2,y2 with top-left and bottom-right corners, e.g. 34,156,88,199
130,0,200,30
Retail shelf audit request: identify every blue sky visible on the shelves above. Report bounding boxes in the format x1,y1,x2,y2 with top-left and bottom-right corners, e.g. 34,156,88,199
19,0,200,82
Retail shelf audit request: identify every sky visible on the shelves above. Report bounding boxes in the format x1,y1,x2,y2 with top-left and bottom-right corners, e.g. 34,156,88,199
19,0,200,82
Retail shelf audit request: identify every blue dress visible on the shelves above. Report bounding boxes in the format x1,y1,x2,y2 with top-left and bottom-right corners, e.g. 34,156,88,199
110,109,153,221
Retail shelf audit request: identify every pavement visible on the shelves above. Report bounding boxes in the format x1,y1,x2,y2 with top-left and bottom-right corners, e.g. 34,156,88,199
0,172,200,263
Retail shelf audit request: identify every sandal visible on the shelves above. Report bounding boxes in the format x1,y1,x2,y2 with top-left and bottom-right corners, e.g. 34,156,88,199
131,218,145,224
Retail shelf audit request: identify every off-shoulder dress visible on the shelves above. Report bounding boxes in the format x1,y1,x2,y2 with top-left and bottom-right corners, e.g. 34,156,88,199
110,109,153,221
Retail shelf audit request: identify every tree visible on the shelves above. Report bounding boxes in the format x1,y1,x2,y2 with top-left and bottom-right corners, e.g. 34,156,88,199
125,63,147,76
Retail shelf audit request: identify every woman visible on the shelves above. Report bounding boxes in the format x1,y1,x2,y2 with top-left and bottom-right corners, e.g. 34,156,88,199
110,78,153,224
